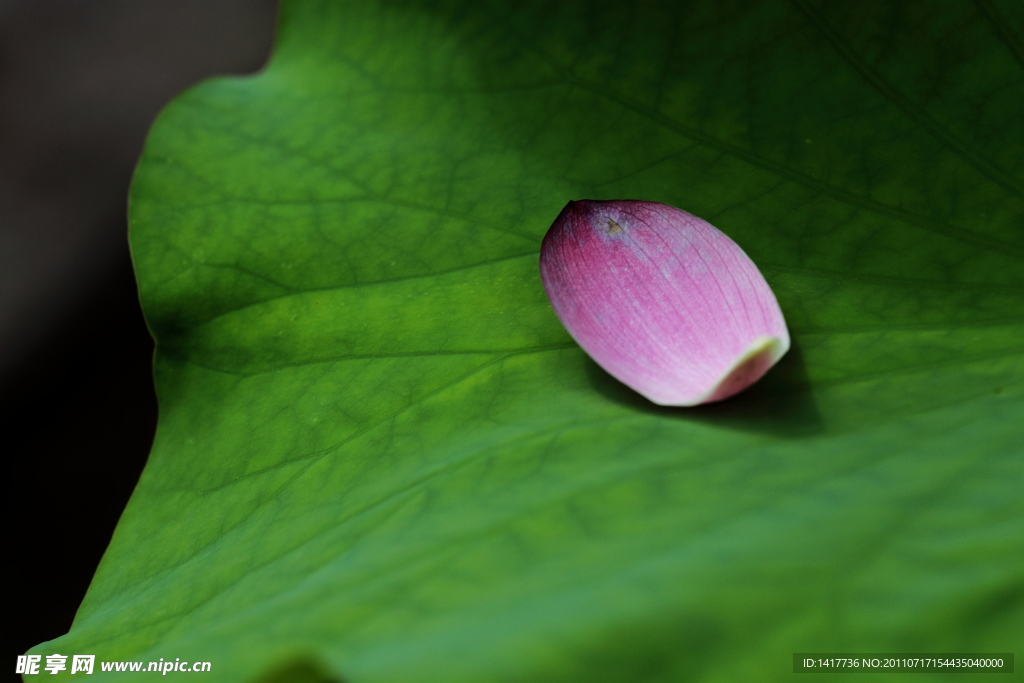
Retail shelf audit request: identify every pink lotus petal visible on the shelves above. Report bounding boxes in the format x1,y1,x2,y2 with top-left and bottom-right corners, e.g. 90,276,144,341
540,200,789,406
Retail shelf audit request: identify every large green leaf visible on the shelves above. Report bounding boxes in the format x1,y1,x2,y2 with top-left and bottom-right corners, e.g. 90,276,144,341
33,0,1023,680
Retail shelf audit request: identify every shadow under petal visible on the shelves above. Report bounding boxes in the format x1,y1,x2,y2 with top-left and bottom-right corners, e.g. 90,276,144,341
585,337,823,437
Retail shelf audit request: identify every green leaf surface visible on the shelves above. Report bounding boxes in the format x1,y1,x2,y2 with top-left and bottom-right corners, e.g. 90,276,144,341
34,0,1023,680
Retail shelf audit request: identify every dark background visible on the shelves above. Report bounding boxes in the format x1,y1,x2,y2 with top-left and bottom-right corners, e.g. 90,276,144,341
2,0,278,668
